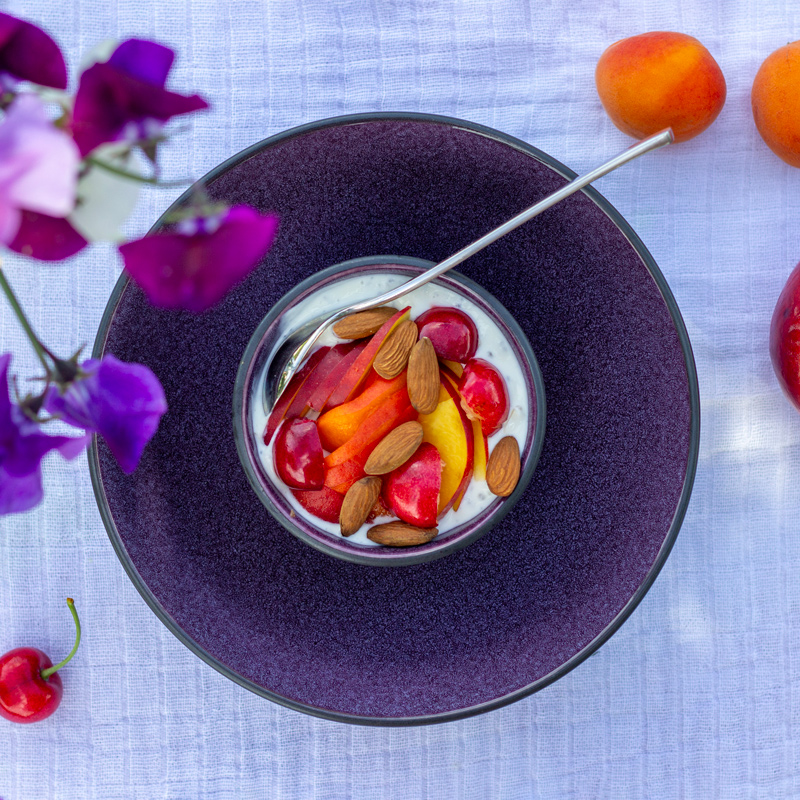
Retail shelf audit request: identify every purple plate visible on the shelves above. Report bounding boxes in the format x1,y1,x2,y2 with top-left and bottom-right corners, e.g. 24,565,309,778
89,113,699,725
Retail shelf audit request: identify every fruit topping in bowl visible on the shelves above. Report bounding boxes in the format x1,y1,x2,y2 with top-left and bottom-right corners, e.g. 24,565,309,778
262,300,524,547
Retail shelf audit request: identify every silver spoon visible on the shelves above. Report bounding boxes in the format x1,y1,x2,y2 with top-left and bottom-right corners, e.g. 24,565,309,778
265,128,674,412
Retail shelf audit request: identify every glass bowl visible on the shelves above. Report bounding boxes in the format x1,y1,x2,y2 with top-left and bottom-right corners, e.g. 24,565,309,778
233,255,547,567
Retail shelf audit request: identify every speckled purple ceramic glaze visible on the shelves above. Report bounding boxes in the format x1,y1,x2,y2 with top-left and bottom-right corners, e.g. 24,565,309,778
91,114,698,724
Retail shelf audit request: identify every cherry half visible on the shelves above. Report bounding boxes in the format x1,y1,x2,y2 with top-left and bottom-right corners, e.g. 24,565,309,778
0,598,81,724
415,307,479,363
457,358,510,437
382,441,442,528
274,417,325,490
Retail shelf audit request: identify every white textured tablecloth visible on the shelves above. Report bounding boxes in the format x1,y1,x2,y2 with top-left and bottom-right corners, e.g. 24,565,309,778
2,0,799,797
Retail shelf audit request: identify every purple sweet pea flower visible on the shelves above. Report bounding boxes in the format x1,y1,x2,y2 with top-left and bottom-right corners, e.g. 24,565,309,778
0,13,67,90
72,38,208,157
44,354,167,475
8,210,87,261
0,354,88,516
118,205,279,313
0,94,80,243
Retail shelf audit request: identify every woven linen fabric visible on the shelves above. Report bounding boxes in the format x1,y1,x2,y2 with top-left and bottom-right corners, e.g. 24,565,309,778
1,0,799,797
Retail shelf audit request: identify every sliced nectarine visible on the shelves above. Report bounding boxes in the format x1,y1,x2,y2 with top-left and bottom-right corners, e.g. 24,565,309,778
284,342,357,419
307,341,367,412
325,404,417,492
325,306,411,409
418,374,474,515
263,346,330,445
325,404,418,494
317,372,407,452
323,389,417,493
440,361,485,491
471,419,488,481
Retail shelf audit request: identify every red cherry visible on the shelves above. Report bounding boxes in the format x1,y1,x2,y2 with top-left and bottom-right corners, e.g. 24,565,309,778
457,358,510,437
0,649,63,723
291,485,344,523
382,442,442,528
415,307,479,363
771,261,800,410
0,598,80,724
274,418,325,490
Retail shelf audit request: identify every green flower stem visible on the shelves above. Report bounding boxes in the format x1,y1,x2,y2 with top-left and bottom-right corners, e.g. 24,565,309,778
0,266,51,373
85,155,189,188
41,599,81,679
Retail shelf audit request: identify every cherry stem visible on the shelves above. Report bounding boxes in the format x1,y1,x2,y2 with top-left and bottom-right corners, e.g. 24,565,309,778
40,598,81,679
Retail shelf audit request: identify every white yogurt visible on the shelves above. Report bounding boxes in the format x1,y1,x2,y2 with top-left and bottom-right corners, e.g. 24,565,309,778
251,271,530,546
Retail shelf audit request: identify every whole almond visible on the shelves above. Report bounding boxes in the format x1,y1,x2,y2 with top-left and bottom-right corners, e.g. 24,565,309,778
373,319,418,379
367,521,438,547
364,421,424,475
340,476,382,536
486,436,521,497
407,337,439,414
332,307,396,339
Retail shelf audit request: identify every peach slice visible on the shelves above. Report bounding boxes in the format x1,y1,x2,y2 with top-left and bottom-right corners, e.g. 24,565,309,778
307,341,368,412
418,373,474,515
317,372,407,452
284,341,358,419
263,346,330,445
440,361,486,488
471,419,488,481
324,405,418,494
441,360,464,378
323,389,417,493
325,306,411,409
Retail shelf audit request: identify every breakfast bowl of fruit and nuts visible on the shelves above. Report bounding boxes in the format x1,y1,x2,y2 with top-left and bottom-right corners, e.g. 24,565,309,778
233,255,546,566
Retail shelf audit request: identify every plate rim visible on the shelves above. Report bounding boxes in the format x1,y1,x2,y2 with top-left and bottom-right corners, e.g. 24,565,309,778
88,111,700,726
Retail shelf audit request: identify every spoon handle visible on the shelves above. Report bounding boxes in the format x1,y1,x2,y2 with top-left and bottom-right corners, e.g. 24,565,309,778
270,128,673,408
345,127,674,312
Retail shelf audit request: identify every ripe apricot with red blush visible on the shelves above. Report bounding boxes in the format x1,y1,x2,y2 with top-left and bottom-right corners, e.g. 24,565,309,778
595,31,726,143
752,42,800,168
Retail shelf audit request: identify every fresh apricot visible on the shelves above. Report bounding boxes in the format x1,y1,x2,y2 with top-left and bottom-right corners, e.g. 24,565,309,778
595,31,726,143
752,42,800,167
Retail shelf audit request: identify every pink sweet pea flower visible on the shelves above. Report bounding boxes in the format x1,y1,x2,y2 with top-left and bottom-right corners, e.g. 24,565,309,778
0,355,88,516
44,354,167,475
0,94,80,243
72,38,208,157
0,13,67,90
118,205,279,313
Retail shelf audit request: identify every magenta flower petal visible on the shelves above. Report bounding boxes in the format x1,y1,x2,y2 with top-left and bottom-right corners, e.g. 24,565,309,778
9,209,88,261
44,354,167,474
108,39,174,87
0,13,67,89
72,39,209,157
0,354,88,516
119,206,279,313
